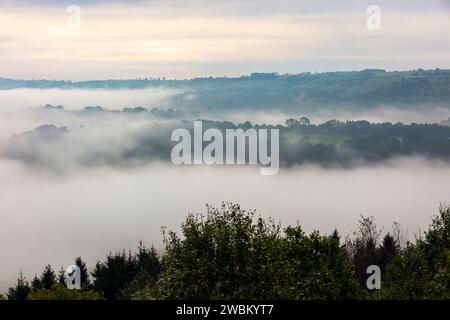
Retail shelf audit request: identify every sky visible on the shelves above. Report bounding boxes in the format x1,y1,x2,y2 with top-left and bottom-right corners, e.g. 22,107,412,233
0,0,449,79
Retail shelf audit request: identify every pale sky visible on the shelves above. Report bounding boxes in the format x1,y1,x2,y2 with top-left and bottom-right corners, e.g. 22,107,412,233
0,0,449,79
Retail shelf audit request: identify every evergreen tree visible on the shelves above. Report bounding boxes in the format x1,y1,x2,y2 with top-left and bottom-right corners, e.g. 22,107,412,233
58,266,67,287
377,233,399,273
92,250,137,300
331,229,340,242
75,257,90,289
7,270,31,300
136,243,161,285
346,216,381,287
120,242,161,298
31,274,42,292
40,264,56,289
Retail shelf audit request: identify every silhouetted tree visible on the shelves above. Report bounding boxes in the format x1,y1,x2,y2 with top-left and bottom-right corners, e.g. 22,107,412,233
41,264,56,289
57,266,66,287
346,216,381,287
120,242,161,298
31,274,42,292
377,233,399,273
92,251,137,300
75,257,90,289
7,271,30,300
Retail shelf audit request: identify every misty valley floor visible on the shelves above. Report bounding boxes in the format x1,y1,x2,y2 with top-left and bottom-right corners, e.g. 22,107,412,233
1,158,449,292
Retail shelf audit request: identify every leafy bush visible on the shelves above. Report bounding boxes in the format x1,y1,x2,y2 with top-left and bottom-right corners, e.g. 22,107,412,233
139,202,361,299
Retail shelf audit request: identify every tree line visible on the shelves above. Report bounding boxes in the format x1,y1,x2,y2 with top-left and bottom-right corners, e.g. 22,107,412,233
3,203,450,300
2,69,449,110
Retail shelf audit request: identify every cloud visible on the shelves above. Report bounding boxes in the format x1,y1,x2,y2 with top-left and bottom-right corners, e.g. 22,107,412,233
0,0,449,79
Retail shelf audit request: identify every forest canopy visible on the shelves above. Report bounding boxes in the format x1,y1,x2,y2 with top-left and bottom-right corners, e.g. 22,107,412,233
5,202,450,300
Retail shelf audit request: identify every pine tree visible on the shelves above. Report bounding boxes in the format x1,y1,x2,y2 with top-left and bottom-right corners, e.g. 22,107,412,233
92,250,137,300
378,233,399,273
40,264,56,289
7,270,31,300
31,274,41,291
58,266,67,287
136,243,161,284
331,229,340,242
75,257,90,289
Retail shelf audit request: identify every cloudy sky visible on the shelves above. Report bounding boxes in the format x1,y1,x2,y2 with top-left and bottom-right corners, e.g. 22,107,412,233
0,0,449,79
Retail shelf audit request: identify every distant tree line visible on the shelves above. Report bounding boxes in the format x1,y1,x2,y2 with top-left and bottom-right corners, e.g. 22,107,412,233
1,69,449,110
6,117,450,172
4,203,450,300
200,118,450,166
280,118,450,165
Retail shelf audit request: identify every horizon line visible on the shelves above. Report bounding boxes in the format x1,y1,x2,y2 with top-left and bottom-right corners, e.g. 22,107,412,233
1,67,448,82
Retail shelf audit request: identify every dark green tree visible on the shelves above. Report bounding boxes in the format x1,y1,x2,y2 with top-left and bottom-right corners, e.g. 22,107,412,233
92,250,137,300
57,266,66,287
7,271,31,300
280,227,362,299
346,216,381,287
141,203,361,300
382,205,450,299
150,203,283,299
120,242,161,298
40,264,56,289
31,274,42,292
75,257,90,289
377,233,399,274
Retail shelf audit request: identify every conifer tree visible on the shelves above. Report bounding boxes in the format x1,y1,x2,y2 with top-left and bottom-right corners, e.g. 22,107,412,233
58,266,67,287
75,257,90,289
40,264,56,289
7,270,31,300
31,274,42,292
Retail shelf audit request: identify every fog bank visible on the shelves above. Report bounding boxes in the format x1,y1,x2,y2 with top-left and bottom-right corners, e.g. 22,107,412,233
1,158,449,293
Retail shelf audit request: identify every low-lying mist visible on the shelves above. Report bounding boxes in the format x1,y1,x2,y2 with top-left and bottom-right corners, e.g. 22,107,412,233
1,88,450,127
1,87,450,293
1,157,449,293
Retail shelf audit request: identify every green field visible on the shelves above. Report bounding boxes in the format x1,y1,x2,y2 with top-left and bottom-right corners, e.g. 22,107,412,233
302,134,351,145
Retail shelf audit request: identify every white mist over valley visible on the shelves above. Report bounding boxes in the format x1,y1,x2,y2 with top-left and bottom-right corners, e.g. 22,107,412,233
1,87,450,292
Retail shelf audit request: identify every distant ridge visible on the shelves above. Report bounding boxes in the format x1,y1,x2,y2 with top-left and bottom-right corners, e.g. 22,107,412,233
1,69,449,110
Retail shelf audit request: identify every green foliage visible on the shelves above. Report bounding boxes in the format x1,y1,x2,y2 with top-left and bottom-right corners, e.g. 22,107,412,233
144,203,360,300
120,243,161,299
280,120,450,166
279,227,362,299
6,203,450,300
381,205,450,299
92,250,137,300
31,275,42,291
27,284,104,300
7,271,30,300
40,264,56,289
346,216,382,287
2,69,449,109
150,203,283,299
75,257,91,289
92,243,161,300
57,266,66,287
